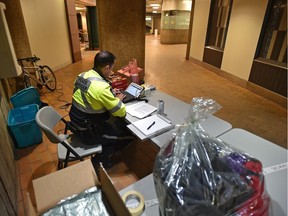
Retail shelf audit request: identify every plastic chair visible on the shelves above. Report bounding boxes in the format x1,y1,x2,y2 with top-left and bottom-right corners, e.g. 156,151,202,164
35,106,102,169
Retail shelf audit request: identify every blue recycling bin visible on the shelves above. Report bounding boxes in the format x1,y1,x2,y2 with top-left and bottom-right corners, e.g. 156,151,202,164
10,86,42,108
7,104,42,148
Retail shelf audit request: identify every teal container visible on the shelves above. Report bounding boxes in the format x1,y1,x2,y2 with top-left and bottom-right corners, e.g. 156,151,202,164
7,104,42,148
10,87,42,108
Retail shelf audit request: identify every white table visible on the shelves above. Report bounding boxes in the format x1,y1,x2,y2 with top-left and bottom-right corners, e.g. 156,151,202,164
120,128,288,216
120,171,288,216
218,128,288,216
126,90,232,148
119,174,158,216
121,90,232,215
264,168,287,216
218,128,287,168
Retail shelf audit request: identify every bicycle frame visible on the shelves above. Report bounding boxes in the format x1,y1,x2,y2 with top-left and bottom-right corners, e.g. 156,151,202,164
22,63,43,86
18,56,57,91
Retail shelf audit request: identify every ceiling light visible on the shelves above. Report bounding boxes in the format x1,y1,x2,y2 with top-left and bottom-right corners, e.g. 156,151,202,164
150,4,160,7
75,6,85,11
152,11,157,13
152,6,159,9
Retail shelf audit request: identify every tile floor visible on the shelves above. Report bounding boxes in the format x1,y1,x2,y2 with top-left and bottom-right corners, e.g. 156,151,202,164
16,35,287,215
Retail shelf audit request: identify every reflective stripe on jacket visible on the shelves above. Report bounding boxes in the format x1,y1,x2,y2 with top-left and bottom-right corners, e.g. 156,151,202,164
72,69,126,117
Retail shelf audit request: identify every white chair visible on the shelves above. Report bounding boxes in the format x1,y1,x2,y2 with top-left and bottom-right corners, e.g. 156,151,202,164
35,106,102,169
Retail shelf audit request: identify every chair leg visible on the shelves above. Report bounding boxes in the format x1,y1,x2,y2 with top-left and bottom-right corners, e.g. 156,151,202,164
61,142,84,162
58,161,63,170
64,160,68,168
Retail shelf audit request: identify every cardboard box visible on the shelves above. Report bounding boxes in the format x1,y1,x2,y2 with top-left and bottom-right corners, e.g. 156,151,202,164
27,160,131,216
116,67,144,84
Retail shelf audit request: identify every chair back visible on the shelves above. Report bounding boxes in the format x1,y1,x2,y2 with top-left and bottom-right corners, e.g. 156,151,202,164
36,106,64,143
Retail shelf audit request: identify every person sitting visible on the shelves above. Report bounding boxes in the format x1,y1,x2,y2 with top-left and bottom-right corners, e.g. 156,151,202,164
69,50,135,168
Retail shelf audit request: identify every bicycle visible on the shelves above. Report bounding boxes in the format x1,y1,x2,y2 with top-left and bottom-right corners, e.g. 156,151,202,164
17,55,57,91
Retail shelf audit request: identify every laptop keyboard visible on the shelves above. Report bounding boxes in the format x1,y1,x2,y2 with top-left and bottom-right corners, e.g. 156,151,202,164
121,91,135,103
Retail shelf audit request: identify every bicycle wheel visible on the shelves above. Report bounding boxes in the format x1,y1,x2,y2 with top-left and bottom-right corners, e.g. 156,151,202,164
40,65,57,91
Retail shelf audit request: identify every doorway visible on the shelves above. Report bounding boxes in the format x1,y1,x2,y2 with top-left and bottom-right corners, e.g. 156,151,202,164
75,4,98,59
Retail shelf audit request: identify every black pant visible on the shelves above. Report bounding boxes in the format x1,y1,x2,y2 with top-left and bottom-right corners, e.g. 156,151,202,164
90,118,135,163
69,105,135,158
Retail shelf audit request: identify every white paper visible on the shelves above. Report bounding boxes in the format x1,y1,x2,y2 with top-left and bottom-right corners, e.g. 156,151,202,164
127,124,147,140
132,114,173,137
263,162,287,175
126,101,157,119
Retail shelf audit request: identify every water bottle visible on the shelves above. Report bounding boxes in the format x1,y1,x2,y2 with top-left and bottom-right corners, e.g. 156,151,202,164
157,100,164,115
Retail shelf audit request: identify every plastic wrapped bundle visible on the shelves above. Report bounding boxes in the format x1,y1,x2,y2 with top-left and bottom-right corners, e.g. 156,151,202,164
42,187,110,216
153,98,270,216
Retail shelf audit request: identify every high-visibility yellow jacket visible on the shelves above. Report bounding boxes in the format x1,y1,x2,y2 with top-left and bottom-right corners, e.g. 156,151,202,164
72,69,126,118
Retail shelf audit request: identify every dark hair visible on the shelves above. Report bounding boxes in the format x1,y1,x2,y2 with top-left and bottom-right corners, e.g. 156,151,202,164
93,51,116,69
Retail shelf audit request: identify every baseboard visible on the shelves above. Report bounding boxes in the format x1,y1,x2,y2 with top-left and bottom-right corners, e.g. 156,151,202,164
53,60,73,72
189,57,287,109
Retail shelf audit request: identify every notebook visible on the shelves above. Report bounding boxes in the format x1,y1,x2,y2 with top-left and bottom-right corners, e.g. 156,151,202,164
121,82,144,103
128,114,174,139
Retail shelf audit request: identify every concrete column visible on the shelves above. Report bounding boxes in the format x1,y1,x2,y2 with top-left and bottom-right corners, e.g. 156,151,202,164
0,0,32,93
0,0,31,58
96,0,146,72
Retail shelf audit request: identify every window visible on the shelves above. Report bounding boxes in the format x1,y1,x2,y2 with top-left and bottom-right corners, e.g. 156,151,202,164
205,0,233,50
257,0,287,67
249,0,287,97
161,10,190,30
203,0,233,68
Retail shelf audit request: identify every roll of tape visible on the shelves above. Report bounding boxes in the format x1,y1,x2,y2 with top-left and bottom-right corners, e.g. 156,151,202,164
122,190,145,216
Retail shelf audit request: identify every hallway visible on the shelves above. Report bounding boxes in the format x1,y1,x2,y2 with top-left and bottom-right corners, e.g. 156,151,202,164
144,35,286,149
16,35,287,215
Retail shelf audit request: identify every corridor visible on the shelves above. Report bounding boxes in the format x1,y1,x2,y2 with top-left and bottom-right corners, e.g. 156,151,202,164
16,35,287,215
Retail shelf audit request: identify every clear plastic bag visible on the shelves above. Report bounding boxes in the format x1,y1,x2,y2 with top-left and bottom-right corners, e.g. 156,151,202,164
153,97,270,216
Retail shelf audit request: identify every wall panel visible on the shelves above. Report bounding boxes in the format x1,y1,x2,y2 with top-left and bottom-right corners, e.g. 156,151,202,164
20,0,72,70
221,0,268,80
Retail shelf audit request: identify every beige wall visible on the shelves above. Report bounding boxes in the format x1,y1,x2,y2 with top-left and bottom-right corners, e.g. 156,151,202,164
20,0,72,70
189,0,210,61
221,0,268,80
189,0,268,81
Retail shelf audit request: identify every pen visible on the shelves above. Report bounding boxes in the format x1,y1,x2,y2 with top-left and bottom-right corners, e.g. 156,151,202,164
147,121,155,130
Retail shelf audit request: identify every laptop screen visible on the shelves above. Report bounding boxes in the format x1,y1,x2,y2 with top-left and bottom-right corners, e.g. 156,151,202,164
125,83,143,97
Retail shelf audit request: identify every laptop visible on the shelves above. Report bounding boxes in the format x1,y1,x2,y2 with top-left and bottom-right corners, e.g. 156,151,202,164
121,82,144,103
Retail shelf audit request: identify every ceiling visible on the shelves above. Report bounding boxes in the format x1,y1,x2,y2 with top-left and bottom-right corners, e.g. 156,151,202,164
75,1,163,14
146,0,163,14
